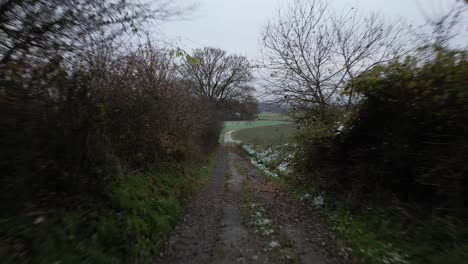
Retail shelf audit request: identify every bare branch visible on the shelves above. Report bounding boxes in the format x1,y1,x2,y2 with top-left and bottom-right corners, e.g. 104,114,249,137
259,0,413,117
180,47,254,106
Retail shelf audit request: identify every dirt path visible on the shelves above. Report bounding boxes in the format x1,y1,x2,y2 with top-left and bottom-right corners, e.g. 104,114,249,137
158,133,352,263
212,151,269,263
224,130,240,144
157,148,227,263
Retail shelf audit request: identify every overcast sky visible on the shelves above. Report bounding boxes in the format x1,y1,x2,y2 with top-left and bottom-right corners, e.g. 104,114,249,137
157,0,466,59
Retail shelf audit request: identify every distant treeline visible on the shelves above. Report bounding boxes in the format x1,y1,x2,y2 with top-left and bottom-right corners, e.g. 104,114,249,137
258,102,290,113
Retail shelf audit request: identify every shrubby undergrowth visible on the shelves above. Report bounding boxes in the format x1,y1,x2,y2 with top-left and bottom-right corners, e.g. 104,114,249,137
302,48,468,213
0,32,226,264
0,160,216,263
1,41,223,207
295,48,468,263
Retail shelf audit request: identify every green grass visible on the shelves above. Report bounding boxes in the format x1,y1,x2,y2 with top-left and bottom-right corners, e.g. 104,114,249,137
231,124,299,148
220,112,293,143
0,152,218,264
221,120,292,143
289,184,468,264
257,112,292,121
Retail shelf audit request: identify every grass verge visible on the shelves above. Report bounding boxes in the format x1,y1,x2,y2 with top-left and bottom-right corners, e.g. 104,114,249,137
288,183,468,264
256,112,292,122
0,151,218,264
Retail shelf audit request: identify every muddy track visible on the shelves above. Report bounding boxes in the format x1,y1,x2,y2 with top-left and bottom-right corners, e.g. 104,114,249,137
212,150,269,263
158,141,352,264
157,148,228,264
234,149,355,264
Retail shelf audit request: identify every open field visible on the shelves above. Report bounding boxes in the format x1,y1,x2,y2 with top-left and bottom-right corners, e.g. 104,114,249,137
256,112,292,121
231,124,299,148
222,120,291,135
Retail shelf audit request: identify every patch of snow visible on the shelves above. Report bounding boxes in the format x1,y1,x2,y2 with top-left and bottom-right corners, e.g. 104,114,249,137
255,219,272,226
335,122,345,135
269,241,280,249
312,195,325,207
33,216,45,224
242,143,295,177
300,193,311,201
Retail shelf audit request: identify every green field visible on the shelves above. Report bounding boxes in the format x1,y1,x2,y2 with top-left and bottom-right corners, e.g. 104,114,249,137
221,113,294,144
256,112,292,121
231,124,299,147
222,120,291,135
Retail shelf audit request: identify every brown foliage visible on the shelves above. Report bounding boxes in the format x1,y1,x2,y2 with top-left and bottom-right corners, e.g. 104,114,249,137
0,43,222,215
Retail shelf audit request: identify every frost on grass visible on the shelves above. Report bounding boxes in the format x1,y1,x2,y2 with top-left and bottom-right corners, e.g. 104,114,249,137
242,144,256,156
242,143,297,178
250,158,279,178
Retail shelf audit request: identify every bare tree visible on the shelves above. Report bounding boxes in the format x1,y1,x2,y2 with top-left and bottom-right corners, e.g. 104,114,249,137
332,9,410,110
260,0,411,118
180,47,254,106
419,0,468,49
0,0,183,65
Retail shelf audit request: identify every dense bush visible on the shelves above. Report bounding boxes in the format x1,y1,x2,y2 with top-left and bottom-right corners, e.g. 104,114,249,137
295,48,468,263
0,43,224,262
0,44,222,213
301,48,468,217
0,1,254,262
348,49,465,211
0,0,221,214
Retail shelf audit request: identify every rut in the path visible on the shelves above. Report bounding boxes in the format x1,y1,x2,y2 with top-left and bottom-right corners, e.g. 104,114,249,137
158,148,228,264
212,151,268,263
